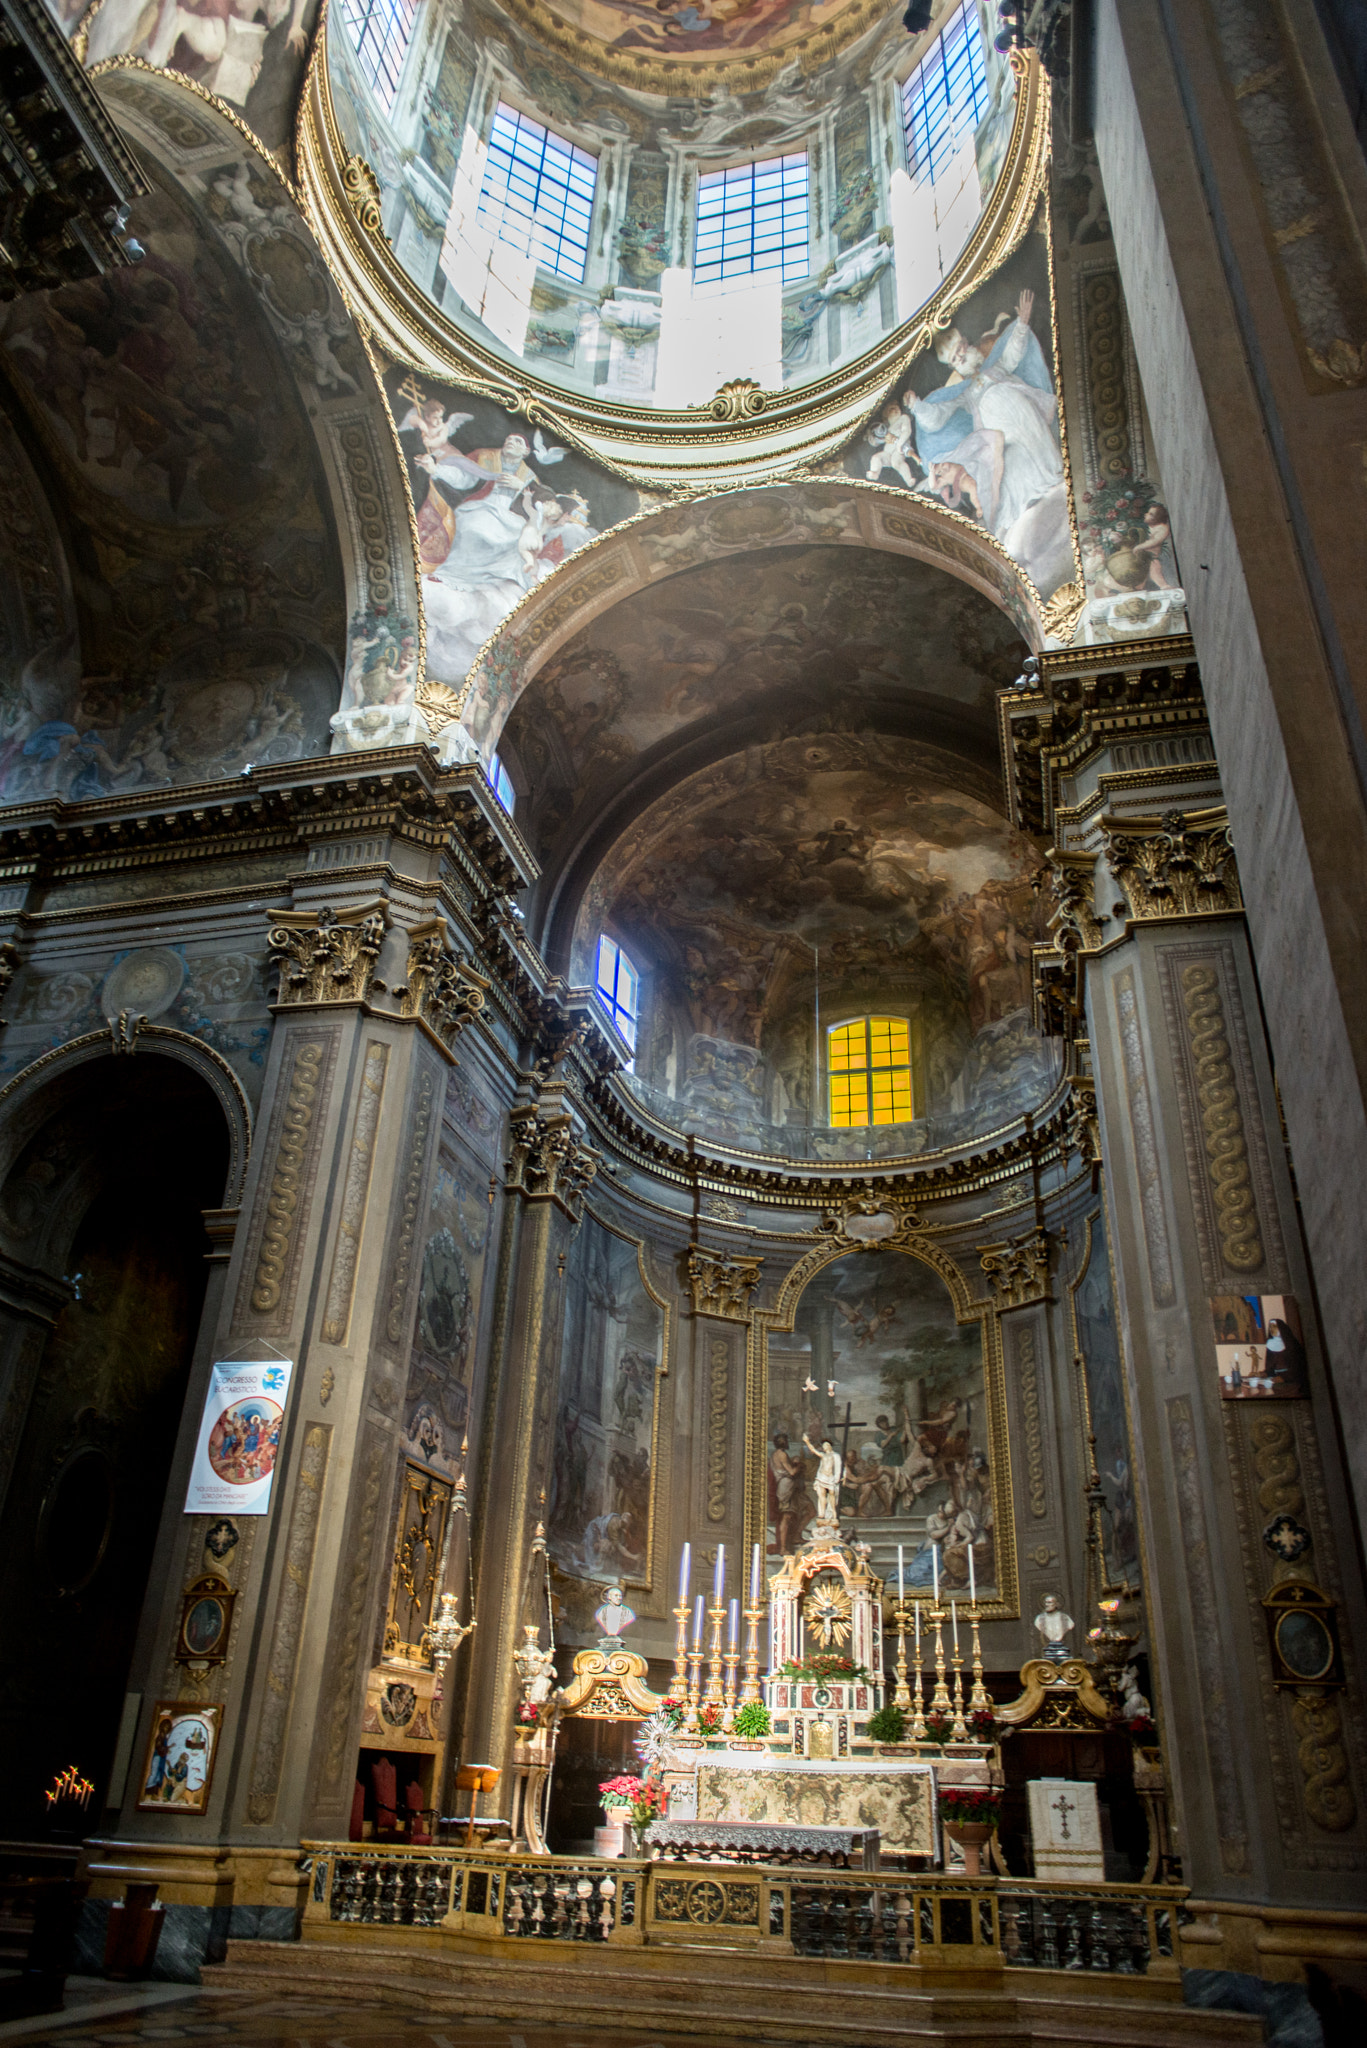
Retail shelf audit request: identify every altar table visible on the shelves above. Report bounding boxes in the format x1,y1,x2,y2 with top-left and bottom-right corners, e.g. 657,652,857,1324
645,1819,880,1868
666,1752,937,1860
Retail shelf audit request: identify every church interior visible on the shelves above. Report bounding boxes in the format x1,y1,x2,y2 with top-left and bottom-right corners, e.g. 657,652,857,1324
1,0,1366,2043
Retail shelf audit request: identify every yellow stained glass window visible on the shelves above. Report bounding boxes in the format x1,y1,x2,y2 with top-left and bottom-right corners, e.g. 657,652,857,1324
827,1017,913,1127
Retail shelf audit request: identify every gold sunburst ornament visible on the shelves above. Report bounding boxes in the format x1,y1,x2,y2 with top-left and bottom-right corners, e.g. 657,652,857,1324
803,1577,853,1649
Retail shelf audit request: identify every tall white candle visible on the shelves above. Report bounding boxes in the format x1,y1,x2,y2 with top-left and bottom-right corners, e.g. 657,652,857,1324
679,1541,691,1605
951,1599,960,1652
692,1593,704,1648
968,1546,976,1606
898,1543,905,1599
728,1597,739,1649
914,1601,921,1653
750,1542,761,1604
932,1544,940,1604
714,1542,725,1601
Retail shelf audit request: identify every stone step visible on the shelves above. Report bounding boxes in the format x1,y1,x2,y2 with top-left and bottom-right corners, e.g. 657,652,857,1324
212,1938,1264,2048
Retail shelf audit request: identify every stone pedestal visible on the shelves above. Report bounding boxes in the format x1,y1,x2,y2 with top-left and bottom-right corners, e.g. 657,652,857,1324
1027,1778,1104,1883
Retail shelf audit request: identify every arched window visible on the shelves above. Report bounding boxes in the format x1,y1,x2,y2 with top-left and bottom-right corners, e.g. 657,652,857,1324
902,1,989,190
828,1017,913,1127
595,936,639,1058
476,103,599,285
339,0,420,113
487,750,515,815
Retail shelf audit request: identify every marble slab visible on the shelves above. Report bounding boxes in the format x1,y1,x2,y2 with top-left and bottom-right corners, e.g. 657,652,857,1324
645,1818,880,1868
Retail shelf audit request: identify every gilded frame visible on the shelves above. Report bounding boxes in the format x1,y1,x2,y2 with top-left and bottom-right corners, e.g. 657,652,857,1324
549,1207,673,1596
744,1228,1018,1619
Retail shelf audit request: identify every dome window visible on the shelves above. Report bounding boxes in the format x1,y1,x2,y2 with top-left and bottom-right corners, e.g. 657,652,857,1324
595,936,640,1061
694,153,810,288
476,103,599,286
828,1017,914,1127
902,1,990,189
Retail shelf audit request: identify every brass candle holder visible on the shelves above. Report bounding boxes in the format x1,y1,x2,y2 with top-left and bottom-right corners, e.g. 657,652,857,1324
722,1641,740,1725
685,1631,704,1730
892,1603,912,1710
705,1597,727,1704
949,1607,969,1742
911,1601,927,1740
672,1598,691,1701
740,1602,764,1703
929,1604,953,1717
968,1605,991,1715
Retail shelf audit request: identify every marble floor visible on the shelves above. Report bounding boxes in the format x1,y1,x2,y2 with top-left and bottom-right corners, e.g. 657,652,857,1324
2,1989,790,2048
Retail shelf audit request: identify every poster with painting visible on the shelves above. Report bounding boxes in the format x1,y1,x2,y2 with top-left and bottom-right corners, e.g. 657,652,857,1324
1071,1210,1140,1582
767,1250,996,1595
184,1358,292,1514
137,1702,223,1814
547,1217,667,1585
836,207,1073,601
1212,1294,1307,1399
385,368,640,700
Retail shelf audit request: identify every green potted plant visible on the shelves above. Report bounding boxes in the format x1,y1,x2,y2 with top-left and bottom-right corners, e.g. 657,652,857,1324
938,1785,1002,1877
730,1700,771,1745
922,1708,954,1745
866,1703,907,1747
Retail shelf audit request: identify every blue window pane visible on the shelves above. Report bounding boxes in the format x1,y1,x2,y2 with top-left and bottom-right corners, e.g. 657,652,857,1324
341,0,420,115
476,101,599,285
488,752,515,815
902,1,990,189
594,936,639,1055
694,153,809,286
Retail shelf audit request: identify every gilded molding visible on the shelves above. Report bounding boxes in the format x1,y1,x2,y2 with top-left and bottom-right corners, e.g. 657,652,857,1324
686,1247,763,1321
320,1040,389,1346
708,379,765,424
1103,811,1242,924
1291,1689,1357,1833
1179,963,1265,1275
341,153,385,238
384,1066,437,1349
1016,1323,1047,1519
268,903,388,1008
245,1422,331,1825
978,1226,1052,1309
250,1038,327,1317
706,1336,729,1525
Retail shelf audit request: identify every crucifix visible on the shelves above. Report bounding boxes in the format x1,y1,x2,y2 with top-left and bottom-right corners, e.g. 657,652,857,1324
834,1401,870,1505
1051,1791,1076,1840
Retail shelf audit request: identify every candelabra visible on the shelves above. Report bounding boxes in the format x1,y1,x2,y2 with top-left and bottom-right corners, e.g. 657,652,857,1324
705,1597,727,1704
740,1602,764,1703
722,1641,740,1726
891,1603,912,1710
949,1612,969,1742
910,1602,927,1739
672,1598,690,1700
929,1604,953,1717
685,1631,704,1731
968,1605,991,1715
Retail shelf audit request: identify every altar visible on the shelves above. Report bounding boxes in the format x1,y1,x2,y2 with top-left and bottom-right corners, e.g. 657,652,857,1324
667,1750,936,1860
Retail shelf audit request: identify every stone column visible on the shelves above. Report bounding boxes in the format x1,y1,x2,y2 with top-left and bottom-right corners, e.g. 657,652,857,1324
1006,642,1367,1954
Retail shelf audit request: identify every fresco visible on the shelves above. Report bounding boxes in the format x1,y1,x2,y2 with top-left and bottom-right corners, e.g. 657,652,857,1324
402,1113,496,1476
833,213,1074,600
0,163,344,803
1071,1209,1140,1585
768,1250,995,1593
524,0,869,63
386,368,640,693
547,1217,664,1585
83,0,321,154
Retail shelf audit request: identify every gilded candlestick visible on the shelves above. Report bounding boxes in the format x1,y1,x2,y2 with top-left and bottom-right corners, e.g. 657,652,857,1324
910,1606,927,1741
892,1603,912,1710
740,1602,764,1703
672,1598,690,1700
929,1604,953,1716
949,1643,969,1741
705,1598,727,1704
685,1640,703,1730
968,1605,991,1715
722,1646,740,1725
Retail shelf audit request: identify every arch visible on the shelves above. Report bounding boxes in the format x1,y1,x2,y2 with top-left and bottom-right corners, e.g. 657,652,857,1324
453,479,1064,765
0,1026,252,1208
770,1227,982,1334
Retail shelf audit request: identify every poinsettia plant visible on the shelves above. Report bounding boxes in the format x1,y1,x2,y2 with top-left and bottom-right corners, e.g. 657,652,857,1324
1126,1713,1156,1741
697,1701,724,1735
922,1709,955,1744
939,1786,1003,1827
781,1654,872,1684
515,1700,540,1727
968,1707,998,1740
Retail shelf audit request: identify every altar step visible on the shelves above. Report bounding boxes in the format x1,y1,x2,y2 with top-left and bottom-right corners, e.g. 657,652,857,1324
212,1936,1263,2047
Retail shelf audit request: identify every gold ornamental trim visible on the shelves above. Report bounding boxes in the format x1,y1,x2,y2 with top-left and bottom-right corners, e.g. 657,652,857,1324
296,26,1051,485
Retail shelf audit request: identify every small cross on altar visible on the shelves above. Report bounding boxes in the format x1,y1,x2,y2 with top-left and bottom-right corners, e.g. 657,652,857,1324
1052,1791,1076,1840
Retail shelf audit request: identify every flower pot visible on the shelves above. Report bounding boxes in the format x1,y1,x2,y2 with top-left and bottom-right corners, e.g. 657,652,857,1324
941,1818,995,1878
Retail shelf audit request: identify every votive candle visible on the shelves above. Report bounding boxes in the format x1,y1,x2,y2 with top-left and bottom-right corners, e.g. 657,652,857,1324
968,1546,976,1606
679,1540,691,1604
914,1600,921,1653
932,1544,940,1604
951,1599,960,1652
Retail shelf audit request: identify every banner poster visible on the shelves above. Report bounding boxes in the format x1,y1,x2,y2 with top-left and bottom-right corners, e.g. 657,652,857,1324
184,1358,294,1516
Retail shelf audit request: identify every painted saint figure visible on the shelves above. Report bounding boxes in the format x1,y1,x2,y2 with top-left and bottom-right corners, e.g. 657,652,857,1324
803,1433,843,1526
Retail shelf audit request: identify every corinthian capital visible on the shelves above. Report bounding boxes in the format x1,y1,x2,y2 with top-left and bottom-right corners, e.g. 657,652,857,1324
1102,810,1241,923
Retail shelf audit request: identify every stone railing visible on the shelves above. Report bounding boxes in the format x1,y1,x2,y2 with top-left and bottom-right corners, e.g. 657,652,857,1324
300,1842,1183,1975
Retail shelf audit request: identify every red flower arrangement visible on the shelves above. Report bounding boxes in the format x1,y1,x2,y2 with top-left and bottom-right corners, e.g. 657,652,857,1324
1126,1713,1156,1742
515,1701,539,1726
939,1786,1002,1826
599,1772,665,1829
697,1701,724,1735
781,1654,871,1683
968,1707,998,1740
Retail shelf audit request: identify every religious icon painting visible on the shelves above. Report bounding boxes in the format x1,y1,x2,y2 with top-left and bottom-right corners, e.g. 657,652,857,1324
1211,1294,1308,1399
174,1576,236,1666
136,1703,223,1815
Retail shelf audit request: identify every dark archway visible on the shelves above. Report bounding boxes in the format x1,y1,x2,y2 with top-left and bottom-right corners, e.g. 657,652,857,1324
0,1055,230,1834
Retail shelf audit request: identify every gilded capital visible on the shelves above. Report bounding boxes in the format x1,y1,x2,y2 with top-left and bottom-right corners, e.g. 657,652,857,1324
686,1246,763,1320
267,902,388,1008
1102,809,1241,924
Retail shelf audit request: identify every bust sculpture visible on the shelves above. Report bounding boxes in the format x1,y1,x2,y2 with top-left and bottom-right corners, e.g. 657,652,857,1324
1034,1593,1076,1664
594,1583,636,1646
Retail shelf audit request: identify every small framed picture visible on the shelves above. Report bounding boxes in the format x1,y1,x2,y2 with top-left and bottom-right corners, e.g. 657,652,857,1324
175,1576,236,1666
1211,1294,1308,1399
137,1703,223,1815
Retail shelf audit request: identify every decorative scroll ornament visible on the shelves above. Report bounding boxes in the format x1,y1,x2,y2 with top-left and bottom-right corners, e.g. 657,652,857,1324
1179,962,1264,1274
393,921,489,1050
558,1646,662,1720
506,1100,600,1220
268,903,388,1007
1040,579,1085,645
1041,852,1104,952
813,1196,923,1248
341,153,387,239
978,1226,1052,1309
996,1657,1113,1732
1062,1074,1102,1167
707,379,765,423
686,1246,763,1320
1102,810,1242,923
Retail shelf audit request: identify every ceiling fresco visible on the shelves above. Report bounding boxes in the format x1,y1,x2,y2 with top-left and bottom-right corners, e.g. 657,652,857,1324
569,730,1057,1159
504,541,1029,883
